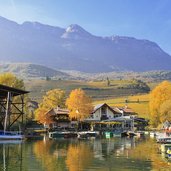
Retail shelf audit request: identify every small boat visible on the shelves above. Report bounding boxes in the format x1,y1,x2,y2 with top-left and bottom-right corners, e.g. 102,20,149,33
135,131,145,138
77,131,99,139
49,131,77,139
121,131,129,137
0,131,24,140
157,137,171,144
156,133,171,144
25,131,43,140
0,92,25,140
127,131,137,137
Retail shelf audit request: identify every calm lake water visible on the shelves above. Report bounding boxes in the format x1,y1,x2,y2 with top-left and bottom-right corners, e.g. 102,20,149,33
0,136,171,171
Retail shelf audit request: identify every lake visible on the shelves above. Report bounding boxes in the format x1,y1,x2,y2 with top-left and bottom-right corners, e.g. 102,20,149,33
0,137,171,171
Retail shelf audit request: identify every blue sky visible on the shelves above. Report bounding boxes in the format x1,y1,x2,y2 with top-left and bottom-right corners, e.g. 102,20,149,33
0,0,171,54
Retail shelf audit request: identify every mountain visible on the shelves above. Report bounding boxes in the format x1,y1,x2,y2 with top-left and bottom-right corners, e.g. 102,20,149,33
0,63,70,79
0,16,171,73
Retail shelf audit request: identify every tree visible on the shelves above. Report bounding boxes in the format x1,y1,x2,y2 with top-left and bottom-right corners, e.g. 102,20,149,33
35,89,65,124
131,79,150,92
0,72,26,124
106,77,110,87
0,72,24,89
159,100,171,123
149,81,171,127
66,89,93,124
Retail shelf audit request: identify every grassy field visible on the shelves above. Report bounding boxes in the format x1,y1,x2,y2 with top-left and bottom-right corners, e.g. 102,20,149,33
25,79,150,101
94,94,150,119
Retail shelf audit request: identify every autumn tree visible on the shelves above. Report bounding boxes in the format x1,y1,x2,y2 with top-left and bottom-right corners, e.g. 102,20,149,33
149,81,171,127
0,72,27,123
159,100,171,123
66,89,93,128
35,89,65,124
0,72,24,89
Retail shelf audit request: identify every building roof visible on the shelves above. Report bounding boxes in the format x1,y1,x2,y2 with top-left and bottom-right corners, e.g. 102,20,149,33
112,107,122,114
0,84,29,99
46,107,69,116
93,103,120,114
53,108,69,115
122,107,135,113
94,103,105,111
114,106,136,114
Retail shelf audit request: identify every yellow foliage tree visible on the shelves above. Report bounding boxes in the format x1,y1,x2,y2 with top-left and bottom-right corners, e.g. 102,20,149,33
0,72,26,122
66,89,93,123
35,89,65,124
159,100,171,123
0,72,24,89
149,81,171,127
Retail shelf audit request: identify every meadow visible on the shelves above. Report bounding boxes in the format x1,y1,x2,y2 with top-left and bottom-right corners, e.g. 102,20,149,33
25,79,150,100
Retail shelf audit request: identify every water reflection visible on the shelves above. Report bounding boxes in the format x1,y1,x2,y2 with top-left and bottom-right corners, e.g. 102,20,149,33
0,137,171,171
0,141,23,171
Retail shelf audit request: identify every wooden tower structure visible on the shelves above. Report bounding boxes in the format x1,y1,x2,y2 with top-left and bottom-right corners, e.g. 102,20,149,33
0,84,29,130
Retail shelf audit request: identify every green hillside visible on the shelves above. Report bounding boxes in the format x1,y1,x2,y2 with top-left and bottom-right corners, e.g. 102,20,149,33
25,79,150,102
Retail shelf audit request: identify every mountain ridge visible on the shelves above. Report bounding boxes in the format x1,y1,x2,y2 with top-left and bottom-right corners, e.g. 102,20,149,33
0,16,171,72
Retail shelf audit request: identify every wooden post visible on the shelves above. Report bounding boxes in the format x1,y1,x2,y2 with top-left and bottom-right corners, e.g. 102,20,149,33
21,94,24,124
4,92,11,132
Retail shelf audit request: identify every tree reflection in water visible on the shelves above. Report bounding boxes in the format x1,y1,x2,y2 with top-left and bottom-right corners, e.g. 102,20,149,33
66,142,93,171
33,139,68,171
128,138,171,170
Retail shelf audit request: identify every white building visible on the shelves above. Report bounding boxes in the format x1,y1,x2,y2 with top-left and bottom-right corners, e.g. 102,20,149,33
85,103,137,131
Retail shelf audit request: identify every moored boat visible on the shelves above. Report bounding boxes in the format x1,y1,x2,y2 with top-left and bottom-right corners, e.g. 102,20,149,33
49,131,78,139
77,131,99,139
121,131,129,137
0,131,24,140
156,133,171,144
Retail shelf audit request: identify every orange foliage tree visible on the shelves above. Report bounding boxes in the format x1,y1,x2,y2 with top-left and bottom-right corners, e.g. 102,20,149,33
149,81,171,127
35,89,65,124
66,89,93,123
